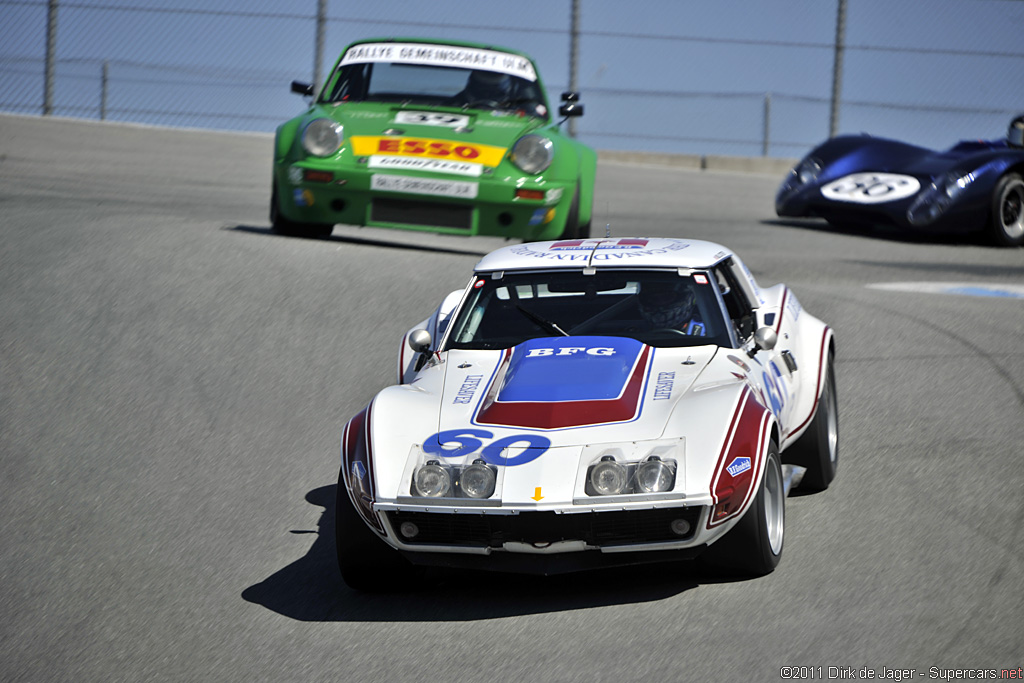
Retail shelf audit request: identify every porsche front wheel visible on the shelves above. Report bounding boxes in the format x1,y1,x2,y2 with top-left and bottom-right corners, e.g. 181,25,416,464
270,181,334,239
990,173,1024,247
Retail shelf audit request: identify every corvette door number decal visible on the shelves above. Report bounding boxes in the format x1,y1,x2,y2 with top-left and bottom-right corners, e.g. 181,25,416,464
821,172,921,204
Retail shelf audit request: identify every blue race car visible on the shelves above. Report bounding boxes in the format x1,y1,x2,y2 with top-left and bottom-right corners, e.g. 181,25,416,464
775,114,1024,247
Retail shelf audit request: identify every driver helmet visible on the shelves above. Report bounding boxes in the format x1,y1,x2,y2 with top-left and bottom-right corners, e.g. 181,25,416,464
464,69,511,101
1008,113,1024,147
638,281,698,329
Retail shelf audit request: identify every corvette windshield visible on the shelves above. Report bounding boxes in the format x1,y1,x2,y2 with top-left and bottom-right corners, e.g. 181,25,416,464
322,62,547,117
445,270,731,350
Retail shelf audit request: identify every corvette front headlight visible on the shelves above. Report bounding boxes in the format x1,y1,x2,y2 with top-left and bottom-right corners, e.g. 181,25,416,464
511,134,554,174
403,446,503,503
413,460,451,498
458,459,497,499
635,456,675,493
581,443,681,498
302,118,343,157
589,456,629,496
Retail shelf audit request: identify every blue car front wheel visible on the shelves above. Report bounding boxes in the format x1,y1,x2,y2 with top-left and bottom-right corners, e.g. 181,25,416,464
990,173,1024,247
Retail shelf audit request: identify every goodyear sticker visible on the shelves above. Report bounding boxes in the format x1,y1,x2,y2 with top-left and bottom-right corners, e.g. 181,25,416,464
293,188,314,207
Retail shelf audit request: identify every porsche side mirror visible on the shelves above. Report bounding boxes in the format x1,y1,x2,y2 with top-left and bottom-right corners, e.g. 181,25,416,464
559,102,584,118
291,80,314,97
748,327,778,358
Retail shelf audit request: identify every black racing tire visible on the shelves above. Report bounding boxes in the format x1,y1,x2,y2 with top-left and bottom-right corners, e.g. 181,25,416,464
698,443,785,578
335,468,423,592
989,173,1024,247
788,355,839,492
269,181,334,239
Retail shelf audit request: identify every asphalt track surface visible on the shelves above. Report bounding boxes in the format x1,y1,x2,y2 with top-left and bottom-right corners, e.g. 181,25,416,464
2,114,1022,682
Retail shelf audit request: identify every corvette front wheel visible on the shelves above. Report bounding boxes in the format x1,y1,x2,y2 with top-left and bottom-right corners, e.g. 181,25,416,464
699,444,784,577
335,468,423,592
788,357,838,492
990,173,1024,247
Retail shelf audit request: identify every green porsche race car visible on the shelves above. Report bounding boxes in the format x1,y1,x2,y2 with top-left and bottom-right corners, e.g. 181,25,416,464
271,37,597,240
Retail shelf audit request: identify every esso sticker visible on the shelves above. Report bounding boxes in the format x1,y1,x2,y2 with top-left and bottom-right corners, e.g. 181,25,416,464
821,173,921,204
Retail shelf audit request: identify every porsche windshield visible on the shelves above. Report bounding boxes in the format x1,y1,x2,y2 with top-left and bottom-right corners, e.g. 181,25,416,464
445,270,732,350
322,62,547,117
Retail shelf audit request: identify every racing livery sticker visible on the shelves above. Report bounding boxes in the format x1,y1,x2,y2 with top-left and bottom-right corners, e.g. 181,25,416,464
394,111,471,128
351,135,507,168
550,238,649,251
369,156,483,177
652,371,675,400
474,336,652,430
707,387,771,528
341,42,538,81
507,238,691,263
423,429,551,466
371,174,478,199
821,172,921,204
726,457,752,477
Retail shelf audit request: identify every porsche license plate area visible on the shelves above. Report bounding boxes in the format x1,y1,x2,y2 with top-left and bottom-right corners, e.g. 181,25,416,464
371,174,478,199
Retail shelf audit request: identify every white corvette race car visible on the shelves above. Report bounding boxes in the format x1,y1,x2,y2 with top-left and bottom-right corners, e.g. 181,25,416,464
337,237,837,590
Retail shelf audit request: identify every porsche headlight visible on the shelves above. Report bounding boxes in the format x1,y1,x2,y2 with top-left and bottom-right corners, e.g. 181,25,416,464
302,118,343,157
510,134,554,174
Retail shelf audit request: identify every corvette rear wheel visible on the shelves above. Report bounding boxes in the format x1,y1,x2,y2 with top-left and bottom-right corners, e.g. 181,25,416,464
699,443,784,577
788,356,838,492
990,173,1024,247
335,468,423,592
270,181,334,239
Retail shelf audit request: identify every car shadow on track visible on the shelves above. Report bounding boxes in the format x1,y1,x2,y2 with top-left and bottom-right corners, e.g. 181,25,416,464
761,218,982,247
227,224,493,258
241,485,718,622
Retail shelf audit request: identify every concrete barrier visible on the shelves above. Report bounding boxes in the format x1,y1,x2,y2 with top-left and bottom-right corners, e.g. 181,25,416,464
598,149,797,175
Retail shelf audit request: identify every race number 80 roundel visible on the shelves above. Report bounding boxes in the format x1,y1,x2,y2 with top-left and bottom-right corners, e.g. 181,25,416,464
821,172,921,204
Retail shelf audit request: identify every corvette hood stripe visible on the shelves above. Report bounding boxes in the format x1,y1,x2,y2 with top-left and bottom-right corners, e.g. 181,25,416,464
474,338,653,430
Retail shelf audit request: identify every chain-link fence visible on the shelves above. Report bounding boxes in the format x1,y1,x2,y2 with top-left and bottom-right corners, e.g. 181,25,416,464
2,0,1021,158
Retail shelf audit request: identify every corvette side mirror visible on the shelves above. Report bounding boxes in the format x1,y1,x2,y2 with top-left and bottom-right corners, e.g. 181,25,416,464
409,329,433,371
748,327,778,358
